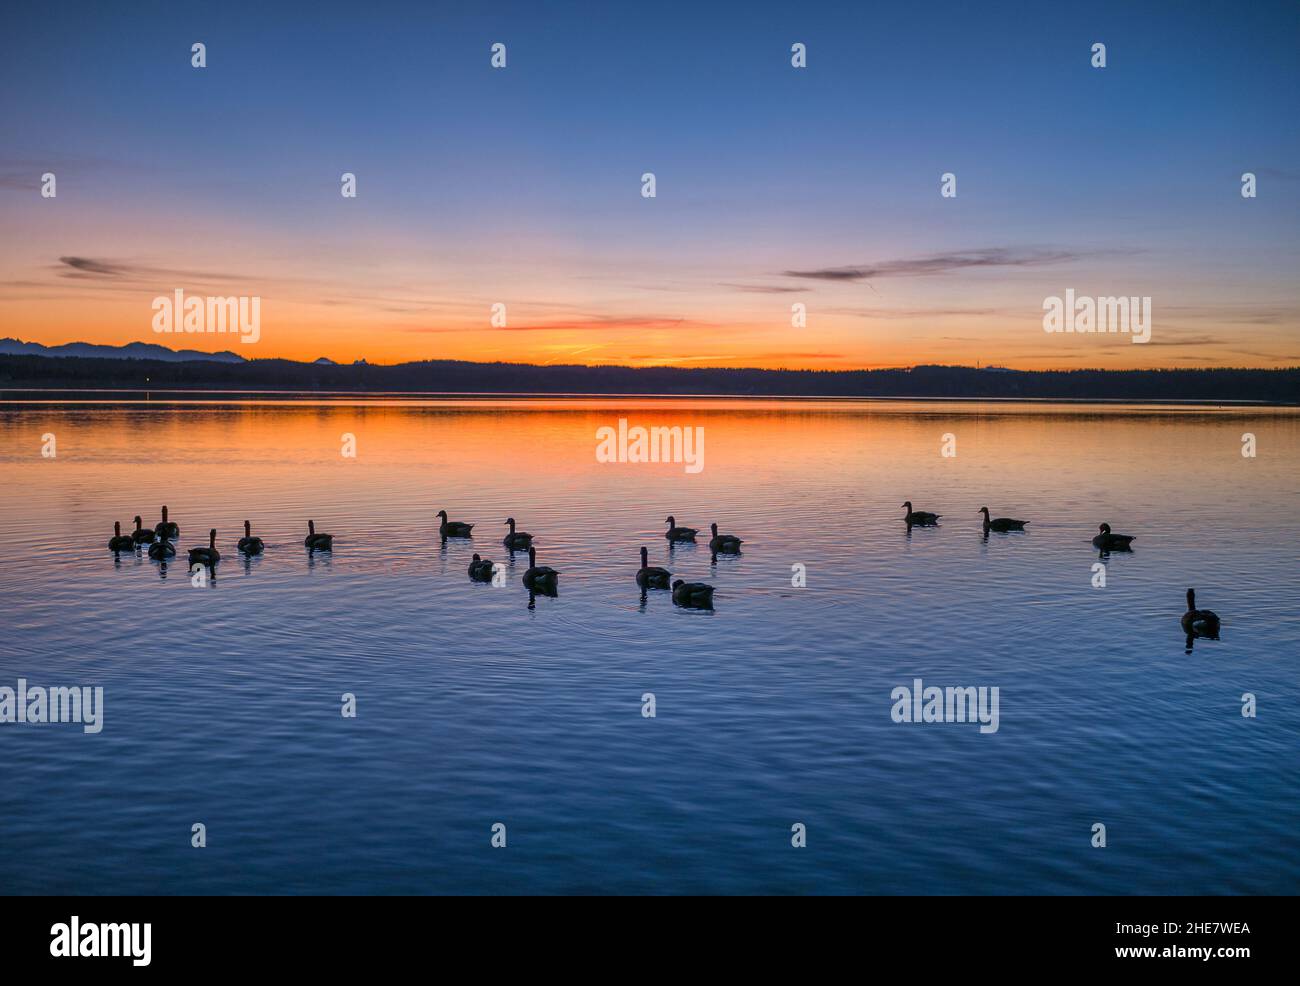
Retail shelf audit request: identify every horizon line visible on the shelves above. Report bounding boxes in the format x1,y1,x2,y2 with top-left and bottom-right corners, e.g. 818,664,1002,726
4,338,1300,376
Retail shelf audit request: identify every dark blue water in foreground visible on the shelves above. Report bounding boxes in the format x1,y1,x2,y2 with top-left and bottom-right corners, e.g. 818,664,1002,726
1,399,1297,894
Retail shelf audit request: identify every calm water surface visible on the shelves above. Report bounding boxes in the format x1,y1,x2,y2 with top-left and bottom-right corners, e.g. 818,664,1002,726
1,398,1297,894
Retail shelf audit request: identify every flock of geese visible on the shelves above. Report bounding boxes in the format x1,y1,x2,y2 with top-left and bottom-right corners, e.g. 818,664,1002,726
899,502,1219,641
106,505,730,608
105,502,1223,633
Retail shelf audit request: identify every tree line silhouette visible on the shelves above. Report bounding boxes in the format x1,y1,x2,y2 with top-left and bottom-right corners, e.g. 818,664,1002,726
2,355,1297,403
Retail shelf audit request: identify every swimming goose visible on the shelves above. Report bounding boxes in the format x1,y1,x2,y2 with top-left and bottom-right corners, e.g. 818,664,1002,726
708,522,743,553
107,521,135,552
522,546,559,591
304,520,333,551
148,536,176,560
131,515,157,545
672,579,715,609
503,518,532,550
902,501,940,526
237,520,264,555
153,505,180,540
437,510,474,538
1092,523,1135,551
636,546,672,589
978,507,1028,532
1181,588,1221,637
188,529,221,567
664,516,698,542
468,553,495,582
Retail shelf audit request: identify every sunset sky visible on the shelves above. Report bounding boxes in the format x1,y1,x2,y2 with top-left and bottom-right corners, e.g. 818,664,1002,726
2,0,1298,370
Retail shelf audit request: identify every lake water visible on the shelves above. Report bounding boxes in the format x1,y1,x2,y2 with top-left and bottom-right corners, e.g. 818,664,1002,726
1,396,1297,894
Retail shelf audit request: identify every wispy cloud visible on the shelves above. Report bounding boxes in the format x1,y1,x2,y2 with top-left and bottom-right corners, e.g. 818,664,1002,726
720,283,807,294
399,315,718,334
54,256,255,283
824,305,1010,320
1159,304,1300,327
495,315,711,332
782,247,1089,283
1255,167,1300,182
0,155,121,192
734,351,846,361
58,257,133,277
540,343,610,365
1228,349,1300,361
1139,334,1222,348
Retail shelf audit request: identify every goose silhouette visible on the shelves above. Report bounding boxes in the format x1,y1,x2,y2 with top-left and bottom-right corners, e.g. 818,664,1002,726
188,529,221,567
902,501,940,526
437,510,473,538
672,579,715,609
522,546,559,592
1181,588,1220,638
304,520,333,551
503,518,532,550
978,507,1027,532
708,522,743,553
636,546,672,589
468,553,496,582
107,521,134,552
1092,523,1135,551
238,520,265,555
153,505,180,540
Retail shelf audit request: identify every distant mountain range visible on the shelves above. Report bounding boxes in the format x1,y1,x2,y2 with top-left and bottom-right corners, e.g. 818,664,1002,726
0,337,245,363
0,339,1297,402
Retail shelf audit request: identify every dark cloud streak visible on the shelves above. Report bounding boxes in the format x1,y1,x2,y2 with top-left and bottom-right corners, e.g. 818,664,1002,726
55,256,255,283
782,248,1091,283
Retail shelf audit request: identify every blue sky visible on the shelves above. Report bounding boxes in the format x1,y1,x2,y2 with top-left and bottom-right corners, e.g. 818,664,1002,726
2,0,1297,367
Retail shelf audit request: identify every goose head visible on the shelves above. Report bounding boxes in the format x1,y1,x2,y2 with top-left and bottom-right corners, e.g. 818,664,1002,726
710,522,719,536
208,529,217,548
528,546,537,566
1099,523,1111,534
1186,588,1196,609
308,519,316,535
161,506,169,521
640,546,648,567
114,521,122,536
665,516,676,528
472,552,482,563
436,510,448,521
901,501,913,512
134,515,143,529
244,520,252,537
978,507,990,518
504,517,515,530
